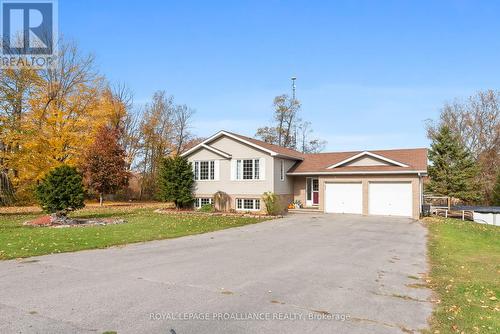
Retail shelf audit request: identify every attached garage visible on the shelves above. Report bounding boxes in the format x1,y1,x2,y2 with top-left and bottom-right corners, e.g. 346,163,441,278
325,182,363,214
324,180,415,217
289,148,427,220
368,182,413,217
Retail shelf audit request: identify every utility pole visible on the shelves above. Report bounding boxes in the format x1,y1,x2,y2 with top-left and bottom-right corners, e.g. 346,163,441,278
291,77,297,149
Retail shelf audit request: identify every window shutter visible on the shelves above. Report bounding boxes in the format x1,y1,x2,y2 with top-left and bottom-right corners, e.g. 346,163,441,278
230,159,236,180
259,158,265,180
280,159,285,181
214,160,220,181
193,161,198,180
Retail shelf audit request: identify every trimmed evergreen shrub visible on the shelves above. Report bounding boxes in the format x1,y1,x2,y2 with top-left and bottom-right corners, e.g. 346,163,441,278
158,156,195,208
36,165,85,215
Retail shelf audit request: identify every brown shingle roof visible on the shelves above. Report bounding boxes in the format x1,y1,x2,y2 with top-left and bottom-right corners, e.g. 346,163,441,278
225,131,305,160
288,148,428,173
205,131,427,174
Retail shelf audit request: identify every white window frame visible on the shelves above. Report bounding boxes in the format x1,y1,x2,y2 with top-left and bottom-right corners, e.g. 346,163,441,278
195,197,213,208
193,160,216,181
235,159,260,180
236,198,261,211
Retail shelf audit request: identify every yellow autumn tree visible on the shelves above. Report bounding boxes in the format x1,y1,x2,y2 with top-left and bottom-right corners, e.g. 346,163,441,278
5,43,119,199
0,68,40,203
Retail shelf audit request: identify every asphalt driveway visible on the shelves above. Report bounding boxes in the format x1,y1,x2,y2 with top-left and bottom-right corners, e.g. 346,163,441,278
0,214,432,334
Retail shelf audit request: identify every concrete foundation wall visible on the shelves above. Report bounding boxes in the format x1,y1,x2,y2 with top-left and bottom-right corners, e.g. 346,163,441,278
195,193,292,214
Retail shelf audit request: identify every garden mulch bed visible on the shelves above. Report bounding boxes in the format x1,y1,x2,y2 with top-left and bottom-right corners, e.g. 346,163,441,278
154,208,282,219
23,215,126,228
0,201,166,215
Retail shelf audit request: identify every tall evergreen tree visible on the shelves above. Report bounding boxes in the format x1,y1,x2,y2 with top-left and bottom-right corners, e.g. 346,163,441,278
427,126,481,203
157,156,194,208
492,170,500,206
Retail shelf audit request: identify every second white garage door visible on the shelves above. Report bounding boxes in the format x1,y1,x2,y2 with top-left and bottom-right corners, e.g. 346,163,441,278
368,182,413,217
325,182,363,214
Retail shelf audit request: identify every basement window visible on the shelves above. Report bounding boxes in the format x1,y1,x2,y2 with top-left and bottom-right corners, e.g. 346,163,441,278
195,197,213,208
236,198,261,211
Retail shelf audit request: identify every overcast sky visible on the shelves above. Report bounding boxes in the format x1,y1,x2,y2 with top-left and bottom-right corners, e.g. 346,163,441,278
60,0,500,151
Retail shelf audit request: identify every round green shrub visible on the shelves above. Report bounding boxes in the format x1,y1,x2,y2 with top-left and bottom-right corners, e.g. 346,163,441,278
36,165,85,215
199,203,214,212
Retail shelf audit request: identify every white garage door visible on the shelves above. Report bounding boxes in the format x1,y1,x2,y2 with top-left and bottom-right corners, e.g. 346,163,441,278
368,182,412,217
325,182,363,214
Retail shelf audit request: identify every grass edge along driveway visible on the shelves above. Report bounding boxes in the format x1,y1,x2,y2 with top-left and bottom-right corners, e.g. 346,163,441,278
0,206,267,260
424,217,499,334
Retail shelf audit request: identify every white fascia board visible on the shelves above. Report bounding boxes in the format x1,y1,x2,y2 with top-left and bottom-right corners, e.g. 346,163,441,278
180,131,226,157
200,144,232,158
181,142,231,159
181,130,278,157
287,170,427,176
218,131,277,156
327,151,409,169
180,130,303,160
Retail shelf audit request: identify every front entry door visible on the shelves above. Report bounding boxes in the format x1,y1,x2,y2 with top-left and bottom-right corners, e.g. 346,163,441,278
306,177,319,207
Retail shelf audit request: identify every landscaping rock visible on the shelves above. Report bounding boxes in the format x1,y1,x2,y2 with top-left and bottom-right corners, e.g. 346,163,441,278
23,215,52,226
23,217,126,228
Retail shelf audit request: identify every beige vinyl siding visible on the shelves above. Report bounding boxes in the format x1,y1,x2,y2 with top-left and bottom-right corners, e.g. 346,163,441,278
187,136,274,195
188,149,221,161
273,158,296,195
346,156,391,167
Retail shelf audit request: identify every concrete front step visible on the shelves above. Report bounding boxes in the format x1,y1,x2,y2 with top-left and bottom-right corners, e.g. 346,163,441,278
288,208,323,213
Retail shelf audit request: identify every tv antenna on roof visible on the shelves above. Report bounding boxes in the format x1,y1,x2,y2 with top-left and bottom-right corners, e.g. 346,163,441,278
291,76,298,148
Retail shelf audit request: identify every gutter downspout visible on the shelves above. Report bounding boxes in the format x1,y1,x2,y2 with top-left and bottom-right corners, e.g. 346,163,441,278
418,172,423,217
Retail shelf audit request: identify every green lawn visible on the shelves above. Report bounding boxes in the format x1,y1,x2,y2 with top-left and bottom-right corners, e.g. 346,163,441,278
426,217,500,334
0,206,264,260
